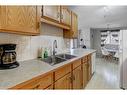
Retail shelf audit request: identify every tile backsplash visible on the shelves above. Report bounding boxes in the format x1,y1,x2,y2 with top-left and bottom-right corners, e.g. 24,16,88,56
0,23,70,61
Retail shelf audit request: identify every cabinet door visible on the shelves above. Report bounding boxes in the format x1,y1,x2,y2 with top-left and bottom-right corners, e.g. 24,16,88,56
55,73,72,89
3,6,39,34
63,11,78,39
43,6,60,22
82,63,88,88
71,12,78,38
0,6,6,29
72,66,82,89
88,56,92,80
61,6,71,26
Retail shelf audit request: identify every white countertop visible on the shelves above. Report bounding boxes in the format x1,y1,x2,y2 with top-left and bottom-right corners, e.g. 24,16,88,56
0,48,96,89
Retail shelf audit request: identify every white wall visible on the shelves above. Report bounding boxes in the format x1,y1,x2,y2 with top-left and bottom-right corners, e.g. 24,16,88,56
79,28,91,48
92,29,101,55
0,23,70,62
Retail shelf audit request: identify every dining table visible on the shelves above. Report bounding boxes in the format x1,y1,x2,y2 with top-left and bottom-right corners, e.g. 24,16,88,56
104,44,119,56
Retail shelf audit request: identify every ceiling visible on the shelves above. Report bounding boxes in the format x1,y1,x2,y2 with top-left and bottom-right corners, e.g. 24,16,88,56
69,6,127,29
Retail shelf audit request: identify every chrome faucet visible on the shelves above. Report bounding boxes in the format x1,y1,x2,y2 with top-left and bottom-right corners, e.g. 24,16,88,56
53,40,57,56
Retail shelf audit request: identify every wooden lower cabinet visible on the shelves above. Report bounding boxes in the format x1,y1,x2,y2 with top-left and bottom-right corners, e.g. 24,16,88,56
10,56,92,90
72,65,82,89
54,73,72,89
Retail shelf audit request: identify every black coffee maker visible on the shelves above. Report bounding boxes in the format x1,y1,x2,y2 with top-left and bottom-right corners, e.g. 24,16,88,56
0,44,19,70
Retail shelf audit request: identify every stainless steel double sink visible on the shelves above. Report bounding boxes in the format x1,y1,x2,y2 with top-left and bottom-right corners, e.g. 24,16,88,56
42,54,76,66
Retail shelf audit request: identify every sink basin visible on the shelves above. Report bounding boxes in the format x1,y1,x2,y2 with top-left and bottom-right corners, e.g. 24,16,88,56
42,56,66,66
56,54,76,59
42,54,76,66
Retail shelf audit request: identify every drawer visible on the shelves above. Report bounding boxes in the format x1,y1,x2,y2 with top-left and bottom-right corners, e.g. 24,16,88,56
11,73,53,89
55,64,71,81
19,80,41,89
73,59,81,69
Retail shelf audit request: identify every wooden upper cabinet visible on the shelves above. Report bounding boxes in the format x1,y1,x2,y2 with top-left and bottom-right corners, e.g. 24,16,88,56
71,12,78,38
0,6,40,35
63,11,78,39
60,6,71,26
42,6,60,22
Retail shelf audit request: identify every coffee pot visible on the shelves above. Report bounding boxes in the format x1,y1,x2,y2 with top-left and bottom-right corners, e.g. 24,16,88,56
0,44,19,69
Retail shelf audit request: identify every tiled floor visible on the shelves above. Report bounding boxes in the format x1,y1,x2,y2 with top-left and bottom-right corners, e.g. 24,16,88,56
85,57,120,89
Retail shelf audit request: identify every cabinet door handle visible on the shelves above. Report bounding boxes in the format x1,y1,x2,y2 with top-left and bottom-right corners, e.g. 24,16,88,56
33,84,40,89
57,12,60,18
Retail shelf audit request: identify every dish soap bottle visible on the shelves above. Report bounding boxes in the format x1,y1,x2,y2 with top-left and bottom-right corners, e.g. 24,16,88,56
44,48,48,58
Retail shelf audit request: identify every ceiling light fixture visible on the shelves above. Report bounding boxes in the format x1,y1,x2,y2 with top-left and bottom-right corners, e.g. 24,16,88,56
103,6,112,29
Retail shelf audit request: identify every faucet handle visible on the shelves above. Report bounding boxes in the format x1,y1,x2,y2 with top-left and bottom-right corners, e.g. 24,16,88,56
53,51,57,56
